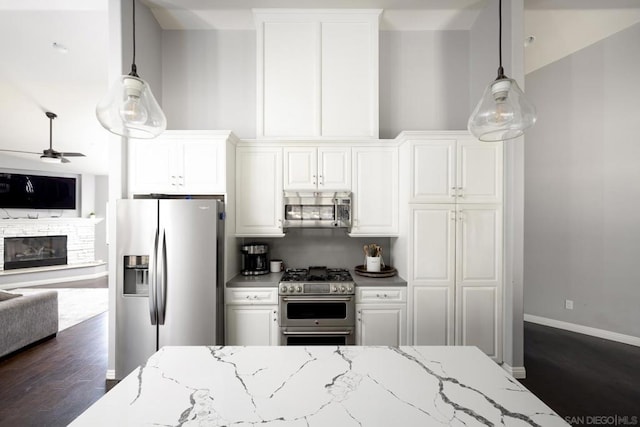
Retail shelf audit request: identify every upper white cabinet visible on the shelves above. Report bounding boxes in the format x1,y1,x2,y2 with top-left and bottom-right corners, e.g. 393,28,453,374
128,131,227,196
236,146,284,237
283,146,351,190
255,10,381,139
410,137,502,204
350,146,399,236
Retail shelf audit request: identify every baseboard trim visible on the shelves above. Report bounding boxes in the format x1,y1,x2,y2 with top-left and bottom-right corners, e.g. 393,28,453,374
501,363,526,379
106,369,116,380
524,314,640,348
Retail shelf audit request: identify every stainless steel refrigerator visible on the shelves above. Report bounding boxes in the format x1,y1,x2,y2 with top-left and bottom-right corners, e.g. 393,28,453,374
115,198,224,379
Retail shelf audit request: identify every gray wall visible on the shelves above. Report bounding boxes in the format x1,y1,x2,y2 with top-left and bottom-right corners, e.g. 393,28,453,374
94,175,109,263
160,29,472,138
524,22,640,338
379,30,470,138
254,229,391,270
161,30,256,137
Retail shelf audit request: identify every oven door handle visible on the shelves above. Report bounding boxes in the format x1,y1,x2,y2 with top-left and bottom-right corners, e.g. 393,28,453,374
281,297,353,302
282,330,352,336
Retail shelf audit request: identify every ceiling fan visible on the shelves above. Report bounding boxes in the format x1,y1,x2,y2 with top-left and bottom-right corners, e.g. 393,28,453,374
0,111,86,163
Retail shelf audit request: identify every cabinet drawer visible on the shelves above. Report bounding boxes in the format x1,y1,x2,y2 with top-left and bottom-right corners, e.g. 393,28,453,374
225,288,278,304
356,287,406,303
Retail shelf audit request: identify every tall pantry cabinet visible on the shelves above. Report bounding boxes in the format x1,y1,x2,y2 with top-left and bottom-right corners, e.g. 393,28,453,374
394,132,504,362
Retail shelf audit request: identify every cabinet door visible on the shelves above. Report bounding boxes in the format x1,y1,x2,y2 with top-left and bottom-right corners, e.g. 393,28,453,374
410,140,456,203
409,205,455,346
236,147,284,236
225,305,278,346
317,146,351,190
129,140,174,194
283,147,317,190
260,22,318,138
411,286,453,345
457,138,503,204
180,140,225,194
455,205,502,361
350,147,398,236
321,22,377,138
356,304,406,346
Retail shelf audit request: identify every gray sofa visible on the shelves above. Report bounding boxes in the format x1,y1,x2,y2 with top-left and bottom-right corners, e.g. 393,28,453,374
0,290,58,358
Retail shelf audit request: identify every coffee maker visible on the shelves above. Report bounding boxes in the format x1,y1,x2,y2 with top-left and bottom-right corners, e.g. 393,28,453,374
241,243,269,275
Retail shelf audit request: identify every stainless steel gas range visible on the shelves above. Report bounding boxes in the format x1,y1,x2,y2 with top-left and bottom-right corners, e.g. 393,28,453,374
278,266,355,345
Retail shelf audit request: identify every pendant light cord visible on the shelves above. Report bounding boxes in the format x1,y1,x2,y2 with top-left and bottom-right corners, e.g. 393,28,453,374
129,0,139,77
497,0,505,79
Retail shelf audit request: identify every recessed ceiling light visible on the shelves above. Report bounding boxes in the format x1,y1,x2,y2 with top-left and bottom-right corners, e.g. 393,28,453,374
52,42,68,54
524,35,536,47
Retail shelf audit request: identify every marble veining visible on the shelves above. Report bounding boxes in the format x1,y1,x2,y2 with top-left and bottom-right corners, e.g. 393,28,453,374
71,346,568,426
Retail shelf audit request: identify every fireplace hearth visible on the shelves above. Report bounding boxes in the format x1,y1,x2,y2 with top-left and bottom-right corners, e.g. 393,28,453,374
3,235,68,270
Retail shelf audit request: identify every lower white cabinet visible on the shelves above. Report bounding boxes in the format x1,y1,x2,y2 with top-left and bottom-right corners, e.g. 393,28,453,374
356,287,406,346
225,288,279,346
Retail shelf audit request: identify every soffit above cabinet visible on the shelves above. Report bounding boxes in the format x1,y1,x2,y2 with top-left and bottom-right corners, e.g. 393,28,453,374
144,0,484,31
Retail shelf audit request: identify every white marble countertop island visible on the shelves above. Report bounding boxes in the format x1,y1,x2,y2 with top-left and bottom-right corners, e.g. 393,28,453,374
71,346,567,426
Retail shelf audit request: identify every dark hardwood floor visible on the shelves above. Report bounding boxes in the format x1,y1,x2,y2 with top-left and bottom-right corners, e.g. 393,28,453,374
519,321,640,422
1,310,638,426
0,312,107,427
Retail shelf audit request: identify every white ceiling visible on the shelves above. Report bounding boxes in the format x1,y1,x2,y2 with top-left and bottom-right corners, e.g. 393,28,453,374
1,0,639,176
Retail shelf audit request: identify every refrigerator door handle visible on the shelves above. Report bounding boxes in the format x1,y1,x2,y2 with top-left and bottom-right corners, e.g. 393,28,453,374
157,229,168,325
149,228,159,325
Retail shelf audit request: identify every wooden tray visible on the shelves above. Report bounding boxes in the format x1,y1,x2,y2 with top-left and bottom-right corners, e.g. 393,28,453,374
354,265,398,278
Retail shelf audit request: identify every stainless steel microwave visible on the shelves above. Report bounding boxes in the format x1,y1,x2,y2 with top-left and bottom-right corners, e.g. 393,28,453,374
283,191,351,230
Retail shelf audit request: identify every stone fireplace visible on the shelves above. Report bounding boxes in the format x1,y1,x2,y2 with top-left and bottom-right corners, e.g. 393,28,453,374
3,235,68,270
0,218,97,271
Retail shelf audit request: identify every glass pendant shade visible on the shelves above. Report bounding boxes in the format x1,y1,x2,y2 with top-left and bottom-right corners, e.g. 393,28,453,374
96,74,166,139
468,77,536,142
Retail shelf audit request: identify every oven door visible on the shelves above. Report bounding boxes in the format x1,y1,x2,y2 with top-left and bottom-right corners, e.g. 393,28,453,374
279,295,355,327
280,327,355,346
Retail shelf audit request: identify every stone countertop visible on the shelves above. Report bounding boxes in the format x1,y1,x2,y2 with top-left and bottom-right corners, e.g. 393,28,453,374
226,271,406,288
71,346,566,427
226,272,283,287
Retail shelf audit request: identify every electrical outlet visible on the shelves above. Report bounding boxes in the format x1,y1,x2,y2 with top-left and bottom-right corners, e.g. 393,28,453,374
565,299,574,310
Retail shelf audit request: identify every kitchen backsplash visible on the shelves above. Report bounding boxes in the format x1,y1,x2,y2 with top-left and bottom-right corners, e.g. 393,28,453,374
250,229,391,270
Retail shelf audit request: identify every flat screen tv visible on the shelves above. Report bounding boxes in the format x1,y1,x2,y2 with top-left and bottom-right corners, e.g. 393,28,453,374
0,172,77,210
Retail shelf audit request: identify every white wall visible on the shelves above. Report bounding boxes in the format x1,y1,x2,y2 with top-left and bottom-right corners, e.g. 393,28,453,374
524,22,640,338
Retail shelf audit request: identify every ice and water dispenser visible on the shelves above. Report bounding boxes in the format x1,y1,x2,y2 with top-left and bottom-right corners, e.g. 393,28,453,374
123,255,149,296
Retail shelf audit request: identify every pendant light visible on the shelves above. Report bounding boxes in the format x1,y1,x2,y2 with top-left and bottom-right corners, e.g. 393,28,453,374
468,0,536,142
96,0,166,139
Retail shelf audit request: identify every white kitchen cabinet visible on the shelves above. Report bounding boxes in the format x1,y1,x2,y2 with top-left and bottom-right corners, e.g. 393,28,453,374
225,288,279,346
356,287,406,346
454,205,503,360
235,146,284,237
410,137,502,204
408,204,502,361
283,146,351,190
350,146,399,236
255,10,380,139
129,132,225,196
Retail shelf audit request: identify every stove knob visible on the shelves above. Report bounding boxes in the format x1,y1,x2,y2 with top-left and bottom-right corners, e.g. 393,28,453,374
288,286,295,293
347,286,353,293
332,286,338,293
340,286,346,293
296,286,302,293
280,285,287,293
